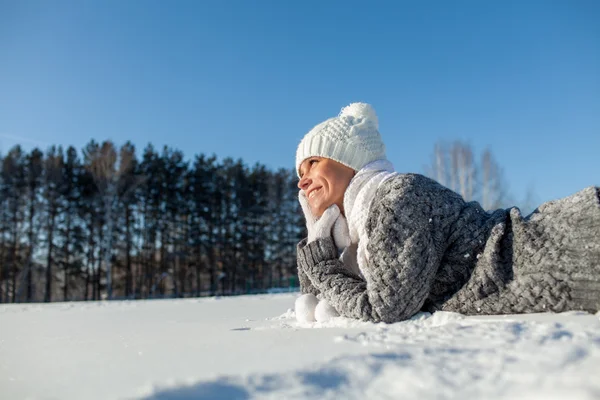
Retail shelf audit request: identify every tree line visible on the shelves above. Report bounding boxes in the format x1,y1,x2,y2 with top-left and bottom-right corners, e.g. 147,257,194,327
0,139,525,304
0,141,304,303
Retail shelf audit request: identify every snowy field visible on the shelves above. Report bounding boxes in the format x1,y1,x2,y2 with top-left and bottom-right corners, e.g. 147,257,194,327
1,293,600,400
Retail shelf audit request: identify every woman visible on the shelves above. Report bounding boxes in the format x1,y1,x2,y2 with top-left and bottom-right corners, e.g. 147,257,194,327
295,102,600,324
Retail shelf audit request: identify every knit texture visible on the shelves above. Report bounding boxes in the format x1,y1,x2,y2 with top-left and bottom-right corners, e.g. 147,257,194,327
343,159,397,279
296,103,386,176
297,174,600,323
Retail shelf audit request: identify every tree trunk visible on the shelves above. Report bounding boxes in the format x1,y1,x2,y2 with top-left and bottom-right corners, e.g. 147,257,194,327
208,231,216,296
95,227,103,301
125,205,133,298
84,260,91,301
0,233,5,303
195,240,202,297
63,213,72,301
84,214,95,301
26,196,36,302
104,196,114,300
44,209,56,303
10,211,19,303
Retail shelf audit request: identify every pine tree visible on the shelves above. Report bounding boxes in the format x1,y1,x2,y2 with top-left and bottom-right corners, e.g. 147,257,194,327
0,146,27,302
160,146,188,297
138,144,162,297
115,142,140,298
79,141,101,300
56,146,80,301
189,154,217,296
43,146,65,302
83,141,137,300
246,163,270,292
22,148,44,302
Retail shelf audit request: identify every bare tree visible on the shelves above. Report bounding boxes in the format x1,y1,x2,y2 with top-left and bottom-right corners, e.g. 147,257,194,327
520,184,539,216
425,141,510,210
453,143,475,201
480,149,508,210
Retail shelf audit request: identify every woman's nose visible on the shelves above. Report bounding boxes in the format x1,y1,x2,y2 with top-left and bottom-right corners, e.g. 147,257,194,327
298,176,311,190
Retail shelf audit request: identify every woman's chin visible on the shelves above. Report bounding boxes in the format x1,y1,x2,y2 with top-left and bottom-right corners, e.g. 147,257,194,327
310,204,324,218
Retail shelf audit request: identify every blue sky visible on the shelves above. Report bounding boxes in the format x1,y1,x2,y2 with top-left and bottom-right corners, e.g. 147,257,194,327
1,0,598,205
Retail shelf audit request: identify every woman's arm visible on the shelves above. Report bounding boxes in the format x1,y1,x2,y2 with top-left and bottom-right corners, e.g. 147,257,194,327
296,239,321,297
298,175,446,323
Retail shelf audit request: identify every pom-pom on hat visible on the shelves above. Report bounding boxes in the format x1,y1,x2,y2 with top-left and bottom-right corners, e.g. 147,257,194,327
296,102,387,177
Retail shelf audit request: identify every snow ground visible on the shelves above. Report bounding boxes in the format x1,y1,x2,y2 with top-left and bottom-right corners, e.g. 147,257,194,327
1,293,600,400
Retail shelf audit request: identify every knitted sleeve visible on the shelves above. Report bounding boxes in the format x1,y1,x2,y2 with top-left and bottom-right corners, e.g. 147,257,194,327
298,177,445,323
296,239,320,297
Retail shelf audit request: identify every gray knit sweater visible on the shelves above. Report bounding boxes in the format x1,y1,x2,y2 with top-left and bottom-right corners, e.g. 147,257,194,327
297,173,600,323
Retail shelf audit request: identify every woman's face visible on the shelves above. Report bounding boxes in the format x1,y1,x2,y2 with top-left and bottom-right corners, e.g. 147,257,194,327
298,157,356,217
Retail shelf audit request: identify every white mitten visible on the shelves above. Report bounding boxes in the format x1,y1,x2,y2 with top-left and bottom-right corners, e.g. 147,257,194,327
315,299,340,322
298,190,317,237
332,214,351,251
295,293,319,323
298,190,341,243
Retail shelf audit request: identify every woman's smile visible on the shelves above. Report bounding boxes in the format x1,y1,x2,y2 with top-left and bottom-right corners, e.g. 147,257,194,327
308,187,322,200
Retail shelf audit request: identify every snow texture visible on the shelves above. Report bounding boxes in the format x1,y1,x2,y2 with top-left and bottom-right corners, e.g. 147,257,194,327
1,293,600,400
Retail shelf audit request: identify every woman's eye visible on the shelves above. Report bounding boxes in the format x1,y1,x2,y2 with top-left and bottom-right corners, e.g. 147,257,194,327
309,159,318,165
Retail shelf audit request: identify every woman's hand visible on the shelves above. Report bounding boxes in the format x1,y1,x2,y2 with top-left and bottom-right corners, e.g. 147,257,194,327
331,212,351,250
299,190,351,249
299,190,340,242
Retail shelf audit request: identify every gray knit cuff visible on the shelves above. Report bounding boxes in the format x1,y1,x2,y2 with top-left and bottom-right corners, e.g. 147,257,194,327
296,239,321,296
296,238,309,252
297,237,338,267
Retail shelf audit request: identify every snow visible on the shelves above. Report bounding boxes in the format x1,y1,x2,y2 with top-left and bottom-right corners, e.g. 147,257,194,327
295,293,319,323
1,293,600,400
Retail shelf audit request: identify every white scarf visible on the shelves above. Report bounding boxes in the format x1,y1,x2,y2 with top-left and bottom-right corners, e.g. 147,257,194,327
340,160,397,279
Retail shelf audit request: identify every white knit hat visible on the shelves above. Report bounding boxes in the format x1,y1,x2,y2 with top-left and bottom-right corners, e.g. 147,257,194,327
296,102,387,177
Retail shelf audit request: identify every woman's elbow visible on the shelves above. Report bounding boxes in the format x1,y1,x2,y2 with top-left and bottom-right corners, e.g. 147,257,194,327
374,306,416,323
352,295,418,323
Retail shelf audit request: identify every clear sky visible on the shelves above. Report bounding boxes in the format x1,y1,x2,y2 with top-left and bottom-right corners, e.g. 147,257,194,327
1,0,598,205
